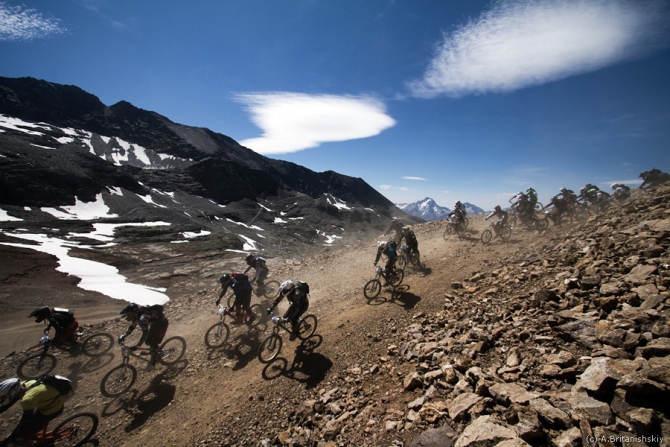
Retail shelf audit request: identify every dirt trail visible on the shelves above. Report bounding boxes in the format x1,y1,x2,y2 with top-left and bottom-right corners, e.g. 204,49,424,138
0,215,547,446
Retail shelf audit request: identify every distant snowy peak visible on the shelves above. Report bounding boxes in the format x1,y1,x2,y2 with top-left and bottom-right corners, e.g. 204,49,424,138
397,198,485,221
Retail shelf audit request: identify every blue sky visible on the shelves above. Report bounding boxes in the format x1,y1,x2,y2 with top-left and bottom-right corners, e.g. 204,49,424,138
1,0,669,210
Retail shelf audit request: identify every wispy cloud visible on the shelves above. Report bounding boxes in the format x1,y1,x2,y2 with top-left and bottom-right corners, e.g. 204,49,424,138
235,92,396,154
0,2,66,41
408,0,670,98
403,176,427,181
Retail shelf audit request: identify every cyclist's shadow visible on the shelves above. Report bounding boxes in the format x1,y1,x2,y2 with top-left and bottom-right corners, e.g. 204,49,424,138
122,373,176,432
390,285,421,310
225,329,264,371
261,335,332,389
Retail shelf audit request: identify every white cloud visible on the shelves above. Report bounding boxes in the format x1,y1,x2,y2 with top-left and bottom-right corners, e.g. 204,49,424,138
403,176,427,181
409,0,670,98
236,92,396,154
0,2,66,41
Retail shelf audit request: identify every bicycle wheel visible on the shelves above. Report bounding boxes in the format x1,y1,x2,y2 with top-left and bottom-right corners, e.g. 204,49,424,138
534,202,544,211
390,269,404,287
80,332,114,357
481,229,492,245
499,225,512,241
248,304,264,326
462,217,469,229
51,412,99,447
508,214,517,230
559,213,573,226
397,255,407,270
297,315,318,340
226,293,235,309
258,334,282,363
204,322,229,348
443,225,454,241
17,353,57,379
262,280,281,299
410,253,421,267
100,364,136,397
363,279,381,299
536,217,549,232
158,336,186,365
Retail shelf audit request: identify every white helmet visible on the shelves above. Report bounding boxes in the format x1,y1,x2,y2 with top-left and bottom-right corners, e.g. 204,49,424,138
0,378,21,407
378,241,387,249
279,280,294,295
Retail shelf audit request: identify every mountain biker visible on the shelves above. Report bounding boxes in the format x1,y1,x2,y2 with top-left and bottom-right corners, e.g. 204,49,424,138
545,195,569,225
267,280,309,341
374,240,398,285
400,226,420,265
28,306,79,345
384,218,404,245
640,168,670,189
611,183,631,201
526,187,538,209
244,254,269,295
557,187,577,205
449,201,467,225
118,303,169,368
485,206,509,229
0,377,65,446
216,272,254,324
579,184,601,203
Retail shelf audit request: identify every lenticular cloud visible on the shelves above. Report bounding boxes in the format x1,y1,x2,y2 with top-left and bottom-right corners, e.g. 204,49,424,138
236,93,396,154
0,2,65,41
409,0,670,98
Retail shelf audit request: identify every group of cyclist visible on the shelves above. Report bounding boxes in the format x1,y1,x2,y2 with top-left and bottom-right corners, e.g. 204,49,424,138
373,218,423,286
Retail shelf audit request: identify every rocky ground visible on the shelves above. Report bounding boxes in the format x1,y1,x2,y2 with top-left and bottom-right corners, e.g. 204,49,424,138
0,186,669,446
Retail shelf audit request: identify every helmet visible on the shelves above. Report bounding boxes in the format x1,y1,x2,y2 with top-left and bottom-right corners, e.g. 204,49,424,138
0,378,21,407
120,303,140,321
494,205,501,212
218,274,231,284
279,280,294,295
560,187,567,193
29,306,51,323
455,201,461,206
378,241,387,249
401,226,410,234
245,254,254,264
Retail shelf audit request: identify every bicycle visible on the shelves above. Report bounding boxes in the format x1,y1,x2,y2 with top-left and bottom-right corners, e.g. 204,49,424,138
363,265,404,299
397,244,421,270
17,329,114,380
480,221,512,245
257,311,318,363
100,336,186,397
508,209,548,232
443,215,466,240
204,303,263,349
0,412,98,447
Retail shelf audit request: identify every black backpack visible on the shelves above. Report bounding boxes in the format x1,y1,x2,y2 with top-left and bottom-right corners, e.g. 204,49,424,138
52,308,75,326
30,374,74,398
294,281,310,295
143,304,165,321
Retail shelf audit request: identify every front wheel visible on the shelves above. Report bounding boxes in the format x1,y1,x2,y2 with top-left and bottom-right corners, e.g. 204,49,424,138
204,322,230,348
80,332,114,357
536,217,549,232
363,279,381,299
297,315,318,340
443,225,454,241
158,336,186,365
100,364,136,397
390,269,404,287
262,280,281,299
481,229,492,245
397,255,407,270
534,202,544,211
17,353,57,379
499,225,512,241
258,334,282,363
248,304,264,326
51,412,99,447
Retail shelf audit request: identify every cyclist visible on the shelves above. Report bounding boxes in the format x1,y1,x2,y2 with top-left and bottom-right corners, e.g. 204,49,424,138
640,168,670,189
545,195,569,225
118,303,169,368
216,272,254,324
485,205,509,230
28,306,79,345
400,226,420,265
557,187,577,204
374,240,398,285
0,377,65,445
244,254,269,295
384,218,404,245
267,280,309,340
611,183,631,202
451,201,467,224
526,187,538,209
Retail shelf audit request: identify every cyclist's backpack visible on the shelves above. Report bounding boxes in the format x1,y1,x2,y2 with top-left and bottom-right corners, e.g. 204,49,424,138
143,304,164,321
52,307,75,326
30,374,74,398
294,281,310,295
231,272,249,282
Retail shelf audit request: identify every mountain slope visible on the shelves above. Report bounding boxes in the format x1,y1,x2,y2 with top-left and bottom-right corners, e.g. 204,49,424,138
398,197,486,221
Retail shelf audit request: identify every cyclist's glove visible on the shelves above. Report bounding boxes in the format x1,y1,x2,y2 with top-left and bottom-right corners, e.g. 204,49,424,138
118,335,125,344
266,307,273,315
215,300,220,306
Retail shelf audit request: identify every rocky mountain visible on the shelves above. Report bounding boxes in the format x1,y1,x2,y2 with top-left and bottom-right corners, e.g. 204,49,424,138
0,76,418,257
398,197,485,221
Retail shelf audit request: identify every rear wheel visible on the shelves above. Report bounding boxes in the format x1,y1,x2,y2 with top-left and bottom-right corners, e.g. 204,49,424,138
390,268,404,287
297,315,318,340
100,364,136,397
397,255,407,270
363,279,381,299
499,225,512,241
17,353,57,379
258,334,282,363
80,332,114,357
51,412,99,447
508,214,518,230
536,217,549,232
410,252,421,267
559,213,574,226
534,202,544,211
204,322,229,348
158,336,186,365
462,217,470,229
262,280,281,299
481,229,492,245
248,304,264,326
